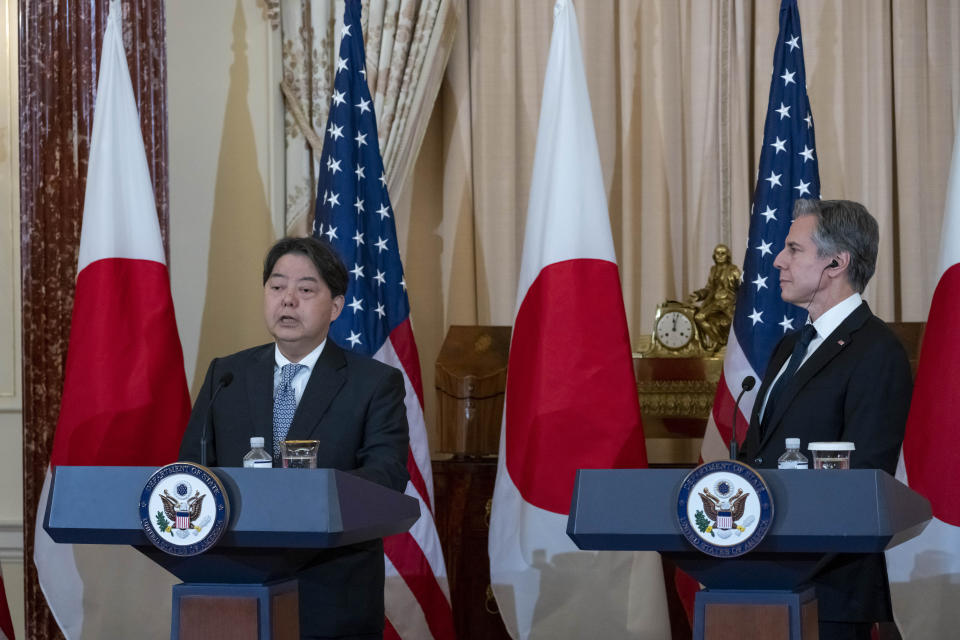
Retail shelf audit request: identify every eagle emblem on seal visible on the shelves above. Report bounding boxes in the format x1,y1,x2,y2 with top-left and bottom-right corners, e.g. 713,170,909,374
160,489,205,530
677,461,774,556
141,462,229,556
694,477,755,538
153,479,211,538
700,486,748,528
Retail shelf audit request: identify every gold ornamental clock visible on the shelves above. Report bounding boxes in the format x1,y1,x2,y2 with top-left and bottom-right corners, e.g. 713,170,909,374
647,301,702,357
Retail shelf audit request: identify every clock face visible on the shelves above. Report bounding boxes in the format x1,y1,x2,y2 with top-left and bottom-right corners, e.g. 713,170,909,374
656,310,694,349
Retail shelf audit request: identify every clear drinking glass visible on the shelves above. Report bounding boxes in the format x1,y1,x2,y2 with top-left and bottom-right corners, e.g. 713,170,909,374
279,440,320,468
808,441,855,469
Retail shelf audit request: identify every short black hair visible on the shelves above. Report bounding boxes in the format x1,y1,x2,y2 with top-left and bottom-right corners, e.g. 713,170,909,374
262,236,349,298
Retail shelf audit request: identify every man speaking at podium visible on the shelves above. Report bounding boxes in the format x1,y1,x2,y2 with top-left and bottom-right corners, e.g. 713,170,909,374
179,236,410,640
737,199,913,640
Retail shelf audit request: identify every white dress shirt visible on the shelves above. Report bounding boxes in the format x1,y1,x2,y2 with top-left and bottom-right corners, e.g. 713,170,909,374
759,292,863,421
273,340,326,405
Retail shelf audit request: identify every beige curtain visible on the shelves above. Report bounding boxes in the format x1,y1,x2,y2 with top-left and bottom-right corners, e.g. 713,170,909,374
278,0,463,235
408,0,960,325
391,0,960,437
266,0,960,438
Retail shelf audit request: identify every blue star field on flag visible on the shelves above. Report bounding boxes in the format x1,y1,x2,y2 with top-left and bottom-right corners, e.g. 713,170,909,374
733,0,821,376
312,0,409,357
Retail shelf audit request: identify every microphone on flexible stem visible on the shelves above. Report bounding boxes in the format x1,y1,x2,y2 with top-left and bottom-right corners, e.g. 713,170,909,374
200,372,234,467
729,375,756,460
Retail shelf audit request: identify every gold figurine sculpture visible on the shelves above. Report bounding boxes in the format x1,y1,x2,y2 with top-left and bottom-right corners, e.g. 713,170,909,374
686,244,741,354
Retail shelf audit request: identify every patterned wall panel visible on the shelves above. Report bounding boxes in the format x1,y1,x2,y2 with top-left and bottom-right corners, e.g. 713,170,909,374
19,1,167,636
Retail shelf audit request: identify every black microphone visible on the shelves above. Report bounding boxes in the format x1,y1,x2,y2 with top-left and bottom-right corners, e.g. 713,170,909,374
729,375,756,460
200,372,234,467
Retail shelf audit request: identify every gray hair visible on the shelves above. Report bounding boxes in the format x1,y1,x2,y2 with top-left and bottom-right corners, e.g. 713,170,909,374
792,199,879,293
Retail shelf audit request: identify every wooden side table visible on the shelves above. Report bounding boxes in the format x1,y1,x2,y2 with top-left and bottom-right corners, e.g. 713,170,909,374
432,454,512,640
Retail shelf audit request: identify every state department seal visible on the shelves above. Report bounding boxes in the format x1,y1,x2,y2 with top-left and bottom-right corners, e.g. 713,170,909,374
676,460,773,558
139,462,229,556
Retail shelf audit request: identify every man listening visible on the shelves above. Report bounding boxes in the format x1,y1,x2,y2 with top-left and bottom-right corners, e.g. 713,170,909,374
738,199,912,640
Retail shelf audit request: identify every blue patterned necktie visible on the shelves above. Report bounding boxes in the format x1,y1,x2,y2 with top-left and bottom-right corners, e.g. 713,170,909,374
273,363,306,458
761,324,818,433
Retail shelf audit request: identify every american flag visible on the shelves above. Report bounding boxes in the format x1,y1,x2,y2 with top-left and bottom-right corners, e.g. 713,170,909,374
701,0,821,460
311,2,454,638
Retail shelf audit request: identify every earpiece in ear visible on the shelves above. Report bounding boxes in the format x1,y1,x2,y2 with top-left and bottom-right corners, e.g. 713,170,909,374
829,259,839,268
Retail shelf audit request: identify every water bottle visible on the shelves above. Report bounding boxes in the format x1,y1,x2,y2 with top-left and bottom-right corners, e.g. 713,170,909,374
777,437,809,469
243,436,272,468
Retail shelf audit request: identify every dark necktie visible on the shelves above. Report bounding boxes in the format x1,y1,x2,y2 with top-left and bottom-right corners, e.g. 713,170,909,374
273,363,306,459
761,324,818,432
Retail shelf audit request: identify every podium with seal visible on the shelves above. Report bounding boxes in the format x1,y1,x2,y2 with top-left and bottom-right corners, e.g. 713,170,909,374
567,465,931,640
43,465,420,639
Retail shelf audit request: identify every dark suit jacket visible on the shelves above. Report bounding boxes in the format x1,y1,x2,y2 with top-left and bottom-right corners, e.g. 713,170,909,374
179,341,410,639
738,301,912,623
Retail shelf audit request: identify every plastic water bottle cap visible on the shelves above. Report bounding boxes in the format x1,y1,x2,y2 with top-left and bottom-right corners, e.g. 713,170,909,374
250,436,265,447
785,437,800,449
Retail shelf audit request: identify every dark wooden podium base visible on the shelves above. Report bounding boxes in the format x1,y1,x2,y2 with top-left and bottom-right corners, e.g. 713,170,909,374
694,587,818,640
172,580,299,640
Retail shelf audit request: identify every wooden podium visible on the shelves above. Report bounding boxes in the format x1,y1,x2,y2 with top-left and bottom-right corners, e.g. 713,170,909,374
567,468,932,640
43,466,420,639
